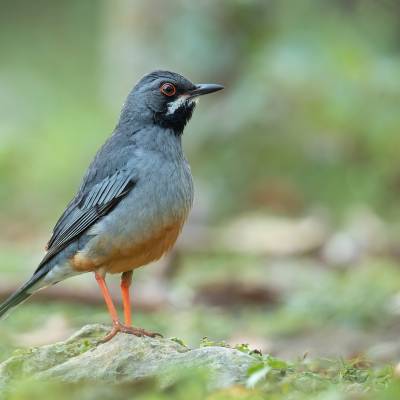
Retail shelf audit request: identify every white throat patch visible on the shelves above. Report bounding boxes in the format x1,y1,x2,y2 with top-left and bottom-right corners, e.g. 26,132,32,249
166,96,198,116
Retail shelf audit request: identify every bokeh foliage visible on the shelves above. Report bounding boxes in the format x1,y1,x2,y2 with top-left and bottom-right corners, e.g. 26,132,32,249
1,0,400,225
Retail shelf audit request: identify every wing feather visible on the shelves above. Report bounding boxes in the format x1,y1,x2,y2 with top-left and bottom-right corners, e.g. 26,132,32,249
36,171,135,272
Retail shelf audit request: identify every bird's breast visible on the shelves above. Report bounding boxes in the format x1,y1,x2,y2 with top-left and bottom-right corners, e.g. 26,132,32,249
71,158,193,273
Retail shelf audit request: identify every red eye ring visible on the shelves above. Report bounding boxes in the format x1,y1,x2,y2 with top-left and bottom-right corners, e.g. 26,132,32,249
160,82,176,97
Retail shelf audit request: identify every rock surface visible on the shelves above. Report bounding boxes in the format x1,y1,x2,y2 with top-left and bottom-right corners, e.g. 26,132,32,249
0,324,256,390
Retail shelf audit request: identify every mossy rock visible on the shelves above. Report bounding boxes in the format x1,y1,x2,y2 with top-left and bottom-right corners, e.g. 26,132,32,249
0,324,255,392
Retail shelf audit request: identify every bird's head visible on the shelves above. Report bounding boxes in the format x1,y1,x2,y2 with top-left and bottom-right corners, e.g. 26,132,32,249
125,70,223,134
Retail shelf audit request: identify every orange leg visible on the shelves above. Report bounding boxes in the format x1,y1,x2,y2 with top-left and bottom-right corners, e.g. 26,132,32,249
95,272,119,323
121,271,133,326
94,271,161,342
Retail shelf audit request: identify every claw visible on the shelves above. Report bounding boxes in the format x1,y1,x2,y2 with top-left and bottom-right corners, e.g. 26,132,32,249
99,321,162,343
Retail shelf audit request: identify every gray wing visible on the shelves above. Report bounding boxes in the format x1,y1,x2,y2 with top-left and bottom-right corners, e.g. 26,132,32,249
35,170,136,272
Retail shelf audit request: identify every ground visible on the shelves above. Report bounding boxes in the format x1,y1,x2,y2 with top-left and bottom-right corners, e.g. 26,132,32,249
0,324,398,400
2,236,400,399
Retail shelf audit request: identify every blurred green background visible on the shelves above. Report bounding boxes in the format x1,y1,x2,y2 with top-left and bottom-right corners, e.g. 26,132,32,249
2,0,400,398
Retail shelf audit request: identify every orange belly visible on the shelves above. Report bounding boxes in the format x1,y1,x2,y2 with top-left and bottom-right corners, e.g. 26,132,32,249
71,221,182,274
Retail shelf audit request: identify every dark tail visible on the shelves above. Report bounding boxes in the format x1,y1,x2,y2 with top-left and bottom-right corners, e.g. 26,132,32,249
0,269,48,318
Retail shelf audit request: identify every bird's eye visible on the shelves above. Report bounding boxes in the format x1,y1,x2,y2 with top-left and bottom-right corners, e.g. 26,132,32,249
160,83,176,97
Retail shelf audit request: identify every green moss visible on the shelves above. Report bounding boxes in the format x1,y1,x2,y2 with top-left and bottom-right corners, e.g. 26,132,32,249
200,337,231,348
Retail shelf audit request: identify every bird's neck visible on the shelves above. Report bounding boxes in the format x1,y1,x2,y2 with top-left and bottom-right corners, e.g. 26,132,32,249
115,113,185,160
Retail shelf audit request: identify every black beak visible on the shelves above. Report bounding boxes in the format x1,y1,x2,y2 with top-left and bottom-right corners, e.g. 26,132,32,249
189,83,224,98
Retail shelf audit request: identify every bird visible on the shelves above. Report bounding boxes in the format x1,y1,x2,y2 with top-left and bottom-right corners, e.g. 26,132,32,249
0,70,223,341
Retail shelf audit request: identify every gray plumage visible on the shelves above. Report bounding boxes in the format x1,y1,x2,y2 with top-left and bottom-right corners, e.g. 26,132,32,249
0,70,223,318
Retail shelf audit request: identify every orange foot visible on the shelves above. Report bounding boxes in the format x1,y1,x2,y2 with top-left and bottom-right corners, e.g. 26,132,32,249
100,321,162,343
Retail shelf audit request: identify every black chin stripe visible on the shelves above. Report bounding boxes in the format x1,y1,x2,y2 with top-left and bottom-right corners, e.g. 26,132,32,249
154,102,196,134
